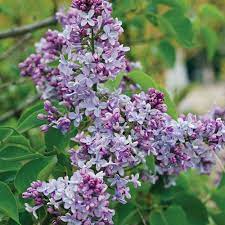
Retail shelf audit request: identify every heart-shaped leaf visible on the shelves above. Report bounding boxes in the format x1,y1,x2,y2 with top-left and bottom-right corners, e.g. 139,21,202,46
0,182,20,224
15,156,57,193
17,102,45,133
0,127,14,142
0,144,39,161
149,205,189,225
0,159,21,173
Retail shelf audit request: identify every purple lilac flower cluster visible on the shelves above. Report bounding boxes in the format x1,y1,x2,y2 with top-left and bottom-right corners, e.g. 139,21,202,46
21,0,225,224
23,169,114,224
38,100,71,133
20,0,129,133
24,86,225,222
71,89,225,183
19,30,65,99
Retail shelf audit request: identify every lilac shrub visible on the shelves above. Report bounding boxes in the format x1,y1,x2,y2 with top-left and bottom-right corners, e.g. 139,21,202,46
20,0,225,224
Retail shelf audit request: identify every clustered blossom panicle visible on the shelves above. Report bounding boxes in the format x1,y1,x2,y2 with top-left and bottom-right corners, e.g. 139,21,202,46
20,0,129,133
38,100,71,133
19,30,66,99
21,0,225,224
71,88,225,182
36,30,66,60
24,169,114,225
23,181,43,205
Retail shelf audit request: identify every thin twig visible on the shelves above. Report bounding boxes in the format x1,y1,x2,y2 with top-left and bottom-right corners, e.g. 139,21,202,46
137,208,147,225
0,34,32,61
0,95,40,123
0,17,57,40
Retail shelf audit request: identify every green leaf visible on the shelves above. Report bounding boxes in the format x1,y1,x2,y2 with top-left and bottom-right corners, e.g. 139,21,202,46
162,9,193,48
48,59,59,68
17,102,43,125
175,173,189,190
57,153,73,177
44,128,69,152
152,0,188,12
174,193,209,225
146,154,155,172
165,205,189,225
211,187,225,211
158,40,176,67
150,211,167,225
211,212,225,225
115,203,140,225
0,145,38,161
0,159,21,173
104,73,125,91
124,0,137,11
0,171,17,184
51,163,67,178
8,211,32,225
151,175,187,202
114,0,136,14
15,156,57,193
0,182,20,224
38,156,58,180
6,134,32,150
0,127,13,142
127,70,157,92
147,13,158,26
201,27,218,60
149,206,189,225
158,16,176,36
127,70,178,119
199,4,224,23
17,103,45,133
130,15,147,29
218,173,225,189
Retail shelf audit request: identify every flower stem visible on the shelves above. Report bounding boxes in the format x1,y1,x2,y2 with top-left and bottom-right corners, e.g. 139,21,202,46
91,28,95,54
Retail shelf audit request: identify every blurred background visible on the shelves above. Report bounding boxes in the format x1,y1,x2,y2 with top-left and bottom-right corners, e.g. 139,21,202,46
1,0,225,123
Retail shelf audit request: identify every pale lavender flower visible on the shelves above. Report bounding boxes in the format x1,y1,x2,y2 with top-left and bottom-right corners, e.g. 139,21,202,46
25,204,43,219
80,10,95,26
23,168,114,224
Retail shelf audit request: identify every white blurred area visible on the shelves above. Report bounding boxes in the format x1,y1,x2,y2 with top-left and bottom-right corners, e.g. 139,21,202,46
164,49,225,114
178,84,225,114
165,49,189,97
